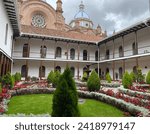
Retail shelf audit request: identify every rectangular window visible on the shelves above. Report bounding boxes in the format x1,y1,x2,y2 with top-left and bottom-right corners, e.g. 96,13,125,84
5,23,8,45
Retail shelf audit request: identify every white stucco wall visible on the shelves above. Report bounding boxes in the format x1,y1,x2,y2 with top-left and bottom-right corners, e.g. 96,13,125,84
0,1,13,57
13,38,98,61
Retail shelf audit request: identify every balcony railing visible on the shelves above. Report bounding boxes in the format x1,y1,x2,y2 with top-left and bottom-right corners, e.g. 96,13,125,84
13,51,98,62
99,45,150,61
13,45,150,62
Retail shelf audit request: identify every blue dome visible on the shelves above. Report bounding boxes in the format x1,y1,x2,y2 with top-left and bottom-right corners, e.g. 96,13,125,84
74,11,90,19
74,1,90,20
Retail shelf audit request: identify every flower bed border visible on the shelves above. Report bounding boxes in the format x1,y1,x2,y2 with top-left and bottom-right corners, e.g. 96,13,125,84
1,88,150,117
78,90,150,117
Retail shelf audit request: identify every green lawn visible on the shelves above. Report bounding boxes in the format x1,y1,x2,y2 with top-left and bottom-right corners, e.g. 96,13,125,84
6,94,124,117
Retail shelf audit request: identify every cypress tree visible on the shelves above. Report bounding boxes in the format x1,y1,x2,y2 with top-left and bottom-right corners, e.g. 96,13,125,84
51,67,80,117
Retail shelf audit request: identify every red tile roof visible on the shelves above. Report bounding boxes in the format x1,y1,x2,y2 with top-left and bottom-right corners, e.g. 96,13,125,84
21,25,103,42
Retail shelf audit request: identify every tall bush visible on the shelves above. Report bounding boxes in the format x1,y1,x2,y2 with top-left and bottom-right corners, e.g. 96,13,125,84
146,71,150,84
14,72,21,82
87,70,100,92
47,71,61,87
53,71,61,88
82,72,88,82
47,71,54,84
106,73,112,83
52,67,80,117
130,71,136,82
136,67,145,83
2,73,14,89
122,71,132,89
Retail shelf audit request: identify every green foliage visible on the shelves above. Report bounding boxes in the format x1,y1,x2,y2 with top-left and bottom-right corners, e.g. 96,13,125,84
47,71,61,88
122,71,132,89
146,71,150,84
31,76,38,82
130,71,136,82
136,67,145,83
52,67,80,117
47,71,54,84
87,70,100,92
106,73,112,83
14,72,21,82
2,72,14,89
53,71,61,88
82,72,88,82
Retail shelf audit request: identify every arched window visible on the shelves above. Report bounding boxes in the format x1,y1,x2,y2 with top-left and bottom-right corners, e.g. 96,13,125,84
39,66,45,78
40,46,47,58
106,68,109,74
95,68,101,77
95,50,98,61
106,49,109,59
23,44,29,57
132,42,138,55
70,67,75,77
55,66,61,73
21,65,27,77
70,48,75,60
55,47,62,58
119,46,123,57
83,50,87,60
119,67,123,79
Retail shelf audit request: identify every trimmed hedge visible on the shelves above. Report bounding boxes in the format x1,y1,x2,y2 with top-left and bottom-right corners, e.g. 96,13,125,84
122,71,132,89
106,73,112,83
130,71,136,82
51,67,80,117
82,72,88,82
47,71,61,88
87,70,100,92
146,71,150,84
14,72,21,82
2,73,15,89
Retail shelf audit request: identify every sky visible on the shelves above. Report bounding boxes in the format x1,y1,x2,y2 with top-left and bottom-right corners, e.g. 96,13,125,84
46,0,150,35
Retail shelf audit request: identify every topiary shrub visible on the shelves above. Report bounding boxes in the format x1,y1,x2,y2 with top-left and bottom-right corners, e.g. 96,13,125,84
82,72,88,82
47,71,54,84
53,71,61,88
52,67,80,117
130,71,136,82
146,71,150,84
136,67,145,83
47,71,60,88
106,73,112,83
87,70,100,92
2,73,14,89
122,71,132,89
14,72,21,82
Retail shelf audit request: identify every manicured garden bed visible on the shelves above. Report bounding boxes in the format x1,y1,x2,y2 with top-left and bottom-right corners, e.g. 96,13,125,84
6,94,124,117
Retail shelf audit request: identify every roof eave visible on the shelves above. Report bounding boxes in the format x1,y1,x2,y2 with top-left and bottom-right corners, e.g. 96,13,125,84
98,17,150,45
3,0,20,36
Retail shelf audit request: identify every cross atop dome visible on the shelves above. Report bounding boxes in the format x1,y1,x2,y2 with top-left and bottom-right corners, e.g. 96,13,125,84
79,1,85,11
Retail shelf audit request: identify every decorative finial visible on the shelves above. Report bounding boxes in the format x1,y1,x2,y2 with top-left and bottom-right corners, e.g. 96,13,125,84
79,1,85,11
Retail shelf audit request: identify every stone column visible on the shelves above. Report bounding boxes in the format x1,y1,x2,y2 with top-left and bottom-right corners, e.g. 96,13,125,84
122,60,125,74
135,31,138,54
122,36,124,57
112,61,115,80
2,56,6,76
113,40,115,59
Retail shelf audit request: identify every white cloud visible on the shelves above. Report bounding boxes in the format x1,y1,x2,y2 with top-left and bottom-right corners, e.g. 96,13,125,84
45,0,150,34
